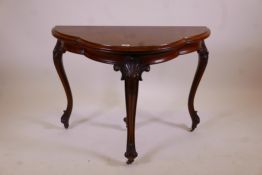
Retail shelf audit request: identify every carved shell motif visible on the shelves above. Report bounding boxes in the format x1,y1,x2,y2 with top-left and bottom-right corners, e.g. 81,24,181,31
114,58,150,81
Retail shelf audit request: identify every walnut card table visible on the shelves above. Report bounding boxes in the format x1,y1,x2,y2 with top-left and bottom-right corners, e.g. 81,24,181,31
52,26,210,164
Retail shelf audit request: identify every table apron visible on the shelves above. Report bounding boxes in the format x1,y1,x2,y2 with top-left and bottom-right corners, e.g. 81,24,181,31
61,40,202,65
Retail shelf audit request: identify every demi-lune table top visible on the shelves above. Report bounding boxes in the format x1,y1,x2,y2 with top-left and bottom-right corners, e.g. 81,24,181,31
52,26,210,52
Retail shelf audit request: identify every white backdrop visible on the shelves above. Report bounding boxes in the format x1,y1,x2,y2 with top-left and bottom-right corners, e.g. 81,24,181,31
0,0,262,91
0,0,262,174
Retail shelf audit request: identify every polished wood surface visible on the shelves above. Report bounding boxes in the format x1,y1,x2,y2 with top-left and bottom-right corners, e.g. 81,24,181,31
52,26,210,52
52,26,210,164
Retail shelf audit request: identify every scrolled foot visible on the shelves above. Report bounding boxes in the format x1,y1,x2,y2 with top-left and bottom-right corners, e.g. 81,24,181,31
125,143,138,164
190,111,200,132
126,159,134,164
61,110,70,129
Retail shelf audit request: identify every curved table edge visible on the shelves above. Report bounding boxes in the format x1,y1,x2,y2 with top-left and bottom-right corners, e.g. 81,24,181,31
52,27,210,53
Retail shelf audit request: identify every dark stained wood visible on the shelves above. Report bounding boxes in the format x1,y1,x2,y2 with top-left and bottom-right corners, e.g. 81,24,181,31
189,41,209,131
52,26,210,164
53,40,72,129
52,26,210,52
52,26,210,65
114,57,150,164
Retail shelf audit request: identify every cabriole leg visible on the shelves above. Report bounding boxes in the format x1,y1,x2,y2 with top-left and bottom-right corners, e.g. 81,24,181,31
124,77,139,164
53,40,73,129
188,41,209,131
114,57,150,164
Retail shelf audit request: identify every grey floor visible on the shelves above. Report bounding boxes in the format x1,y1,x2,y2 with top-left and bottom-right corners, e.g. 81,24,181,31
1,82,261,175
